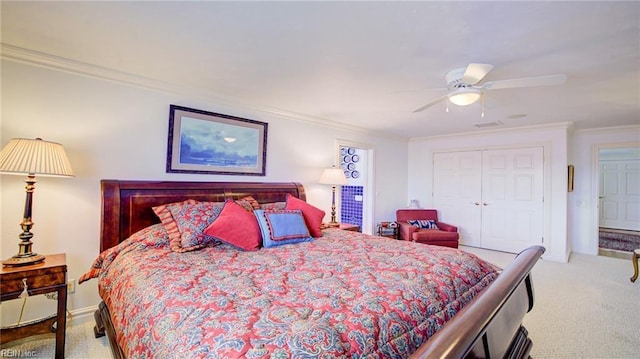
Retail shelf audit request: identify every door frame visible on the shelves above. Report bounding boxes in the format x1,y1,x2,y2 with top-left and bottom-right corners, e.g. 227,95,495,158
336,139,375,234
591,142,640,253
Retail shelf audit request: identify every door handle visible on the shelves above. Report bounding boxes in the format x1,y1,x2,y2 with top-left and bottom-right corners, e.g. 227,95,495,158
483,203,488,206
474,202,480,206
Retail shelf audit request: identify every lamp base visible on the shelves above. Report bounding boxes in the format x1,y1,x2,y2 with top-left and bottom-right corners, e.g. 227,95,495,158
2,253,45,267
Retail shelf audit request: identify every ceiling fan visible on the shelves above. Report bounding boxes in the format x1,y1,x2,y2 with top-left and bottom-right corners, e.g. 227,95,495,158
413,63,567,113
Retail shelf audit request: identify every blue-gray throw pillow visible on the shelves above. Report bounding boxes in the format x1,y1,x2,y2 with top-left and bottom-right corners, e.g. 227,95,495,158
254,209,314,248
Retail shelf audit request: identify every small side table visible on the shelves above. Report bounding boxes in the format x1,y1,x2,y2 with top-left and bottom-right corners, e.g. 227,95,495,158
322,223,361,232
0,254,67,359
377,222,399,239
338,223,361,232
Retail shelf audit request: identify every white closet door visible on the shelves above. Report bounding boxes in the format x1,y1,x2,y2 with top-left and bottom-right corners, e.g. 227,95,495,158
599,160,640,231
433,151,482,247
481,147,544,253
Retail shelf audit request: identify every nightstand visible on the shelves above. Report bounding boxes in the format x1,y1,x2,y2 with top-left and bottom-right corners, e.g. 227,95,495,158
377,222,399,239
321,223,361,232
338,223,361,232
0,254,67,359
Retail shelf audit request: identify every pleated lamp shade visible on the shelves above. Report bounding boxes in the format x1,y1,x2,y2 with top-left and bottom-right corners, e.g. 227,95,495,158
319,167,348,185
0,138,74,177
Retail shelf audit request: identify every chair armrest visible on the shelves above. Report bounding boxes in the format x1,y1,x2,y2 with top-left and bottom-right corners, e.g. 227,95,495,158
397,222,417,241
436,222,458,233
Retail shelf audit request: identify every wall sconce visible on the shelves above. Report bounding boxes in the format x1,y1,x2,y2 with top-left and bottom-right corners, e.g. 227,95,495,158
318,166,348,226
0,138,74,266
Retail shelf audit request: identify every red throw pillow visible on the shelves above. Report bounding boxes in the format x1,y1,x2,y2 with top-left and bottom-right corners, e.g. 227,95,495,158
284,194,325,237
204,200,262,251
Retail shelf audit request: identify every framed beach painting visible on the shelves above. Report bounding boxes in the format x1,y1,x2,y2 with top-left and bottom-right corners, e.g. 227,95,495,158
166,105,268,175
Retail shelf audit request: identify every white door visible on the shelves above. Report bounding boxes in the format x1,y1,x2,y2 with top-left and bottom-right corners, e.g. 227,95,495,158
599,159,640,231
480,147,544,253
433,151,482,246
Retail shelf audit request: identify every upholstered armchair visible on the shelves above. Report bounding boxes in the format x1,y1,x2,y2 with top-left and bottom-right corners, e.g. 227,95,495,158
396,209,459,248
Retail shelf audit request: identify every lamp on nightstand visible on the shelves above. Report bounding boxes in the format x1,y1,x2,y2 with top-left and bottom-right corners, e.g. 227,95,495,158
0,138,74,266
319,166,348,226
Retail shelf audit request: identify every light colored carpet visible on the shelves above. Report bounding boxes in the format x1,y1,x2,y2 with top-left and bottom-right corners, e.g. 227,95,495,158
1,320,110,358
2,247,638,358
463,245,640,359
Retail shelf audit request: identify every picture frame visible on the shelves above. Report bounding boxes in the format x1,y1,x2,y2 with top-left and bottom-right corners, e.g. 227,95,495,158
166,105,267,176
568,164,574,192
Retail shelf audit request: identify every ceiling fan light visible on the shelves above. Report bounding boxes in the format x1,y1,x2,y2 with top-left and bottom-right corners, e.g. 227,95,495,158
448,88,481,106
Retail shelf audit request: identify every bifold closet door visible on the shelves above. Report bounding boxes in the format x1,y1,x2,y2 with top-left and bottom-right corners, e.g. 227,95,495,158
433,147,544,252
480,147,544,253
433,151,483,247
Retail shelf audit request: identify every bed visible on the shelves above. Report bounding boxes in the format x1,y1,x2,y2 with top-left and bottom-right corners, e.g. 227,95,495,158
83,180,544,358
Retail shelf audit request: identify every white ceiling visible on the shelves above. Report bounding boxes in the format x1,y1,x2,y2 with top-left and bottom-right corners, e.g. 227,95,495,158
2,1,639,139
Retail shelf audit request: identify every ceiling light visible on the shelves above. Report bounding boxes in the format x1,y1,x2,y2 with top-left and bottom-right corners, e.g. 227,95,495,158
448,88,481,106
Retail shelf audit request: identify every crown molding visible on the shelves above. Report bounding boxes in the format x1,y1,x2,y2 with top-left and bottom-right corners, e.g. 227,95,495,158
574,124,640,135
1,43,406,141
409,121,574,143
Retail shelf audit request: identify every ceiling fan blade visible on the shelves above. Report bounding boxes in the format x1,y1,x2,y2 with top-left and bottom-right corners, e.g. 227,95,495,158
413,94,449,113
482,74,567,90
462,63,494,84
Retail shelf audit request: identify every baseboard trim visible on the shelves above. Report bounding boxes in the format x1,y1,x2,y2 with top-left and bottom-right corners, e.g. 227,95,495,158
598,248,633,260
67,305,98,326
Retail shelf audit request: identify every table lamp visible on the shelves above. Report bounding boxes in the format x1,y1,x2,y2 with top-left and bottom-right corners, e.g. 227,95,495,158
0,138,74,266
318,166,348,226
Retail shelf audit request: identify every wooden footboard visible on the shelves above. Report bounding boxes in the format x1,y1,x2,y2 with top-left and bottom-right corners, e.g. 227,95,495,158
410,245,544,359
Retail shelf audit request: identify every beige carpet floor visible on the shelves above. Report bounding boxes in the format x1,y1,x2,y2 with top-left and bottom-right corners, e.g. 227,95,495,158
463,246,639,359
0,320,110,358
2,247,638,358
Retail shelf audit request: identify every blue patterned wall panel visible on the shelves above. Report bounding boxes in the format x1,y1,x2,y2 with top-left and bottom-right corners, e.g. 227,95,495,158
341,185,363,227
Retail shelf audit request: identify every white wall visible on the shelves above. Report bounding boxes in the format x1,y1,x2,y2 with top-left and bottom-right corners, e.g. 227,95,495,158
408,123,571,262
569,126,640,255
0,59,409,324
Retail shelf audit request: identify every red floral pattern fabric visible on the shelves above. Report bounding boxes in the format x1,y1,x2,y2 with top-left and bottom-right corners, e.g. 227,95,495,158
167,201,225,251
152,199,198,252
82,226,499,358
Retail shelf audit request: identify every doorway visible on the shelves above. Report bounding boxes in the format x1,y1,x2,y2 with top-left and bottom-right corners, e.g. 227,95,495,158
597,145,640,255
337,140,374,234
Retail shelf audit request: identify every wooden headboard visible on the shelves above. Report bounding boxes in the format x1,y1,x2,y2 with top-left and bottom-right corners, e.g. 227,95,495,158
100,180,306,252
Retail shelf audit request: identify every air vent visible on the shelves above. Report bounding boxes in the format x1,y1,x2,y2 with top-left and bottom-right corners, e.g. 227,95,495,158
474,121,503,128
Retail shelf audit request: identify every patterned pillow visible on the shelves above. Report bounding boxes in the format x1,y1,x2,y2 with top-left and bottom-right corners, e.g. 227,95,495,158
260,201,286,211
407,219,439,229
152,199,198,252
284,194,325,237
204,200,262,251
167,201,225,252
235,196,260,212
254,209,314,248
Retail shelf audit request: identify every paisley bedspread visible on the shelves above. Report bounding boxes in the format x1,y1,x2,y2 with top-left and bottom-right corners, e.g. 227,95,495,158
84,225,500,358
